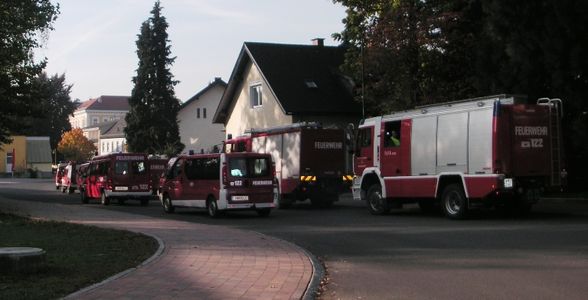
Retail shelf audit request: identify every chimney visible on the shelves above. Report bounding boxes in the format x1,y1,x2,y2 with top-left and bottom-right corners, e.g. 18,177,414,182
311,38,324,47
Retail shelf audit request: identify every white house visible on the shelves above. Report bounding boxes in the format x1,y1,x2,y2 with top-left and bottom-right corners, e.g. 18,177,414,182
70,95,130,129
179,78,227,154
99,118,127,155
212,40,361,138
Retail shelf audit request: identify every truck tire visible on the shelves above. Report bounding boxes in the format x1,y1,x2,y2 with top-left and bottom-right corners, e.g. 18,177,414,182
80,189,88,204
162,194,175,213
100,192,110,206
366,184,389,215
441,184,468,219
207,197,221,218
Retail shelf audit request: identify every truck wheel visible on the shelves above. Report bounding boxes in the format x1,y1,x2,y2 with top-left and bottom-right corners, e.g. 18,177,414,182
162,195,175,213
207,197,221,218
442,184,468,219
256,208,271,217
366,184,389,215
80,189,88,204
68,186,75,194
100,192,110,206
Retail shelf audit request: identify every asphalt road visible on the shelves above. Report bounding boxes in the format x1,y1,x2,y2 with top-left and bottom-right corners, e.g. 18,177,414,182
2,179,588,300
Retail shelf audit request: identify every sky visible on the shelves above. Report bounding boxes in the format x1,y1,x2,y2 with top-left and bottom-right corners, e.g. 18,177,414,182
35,0,348,103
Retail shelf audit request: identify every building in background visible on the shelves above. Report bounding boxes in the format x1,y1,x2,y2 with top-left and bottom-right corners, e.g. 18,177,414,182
99,118,127,155
70,95,129,130
1,136,52,177
179,77,227,154
213,40,361,138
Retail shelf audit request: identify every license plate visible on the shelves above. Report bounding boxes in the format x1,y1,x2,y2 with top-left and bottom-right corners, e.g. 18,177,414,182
115,186,128,191
231,195,249,201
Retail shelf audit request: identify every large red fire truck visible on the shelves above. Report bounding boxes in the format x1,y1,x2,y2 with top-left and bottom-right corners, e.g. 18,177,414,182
352,95,565,219
224,122,353,208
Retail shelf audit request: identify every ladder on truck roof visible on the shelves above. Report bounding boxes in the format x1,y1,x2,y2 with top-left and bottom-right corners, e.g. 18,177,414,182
246,122,321,135
538,98,563,187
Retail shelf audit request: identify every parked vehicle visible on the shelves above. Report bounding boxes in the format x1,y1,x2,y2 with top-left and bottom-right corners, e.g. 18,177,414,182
224,122,353,208
61,161,77,194
148,157,168,195
75,162,90,192
352,95,565,219
79,153,152,206
158,152,278,217
54,162,67,190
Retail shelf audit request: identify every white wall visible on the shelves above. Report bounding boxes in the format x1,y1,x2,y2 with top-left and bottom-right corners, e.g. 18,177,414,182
178,84,226,154
99,137,126,155
70,110,127,128
225,61,292,138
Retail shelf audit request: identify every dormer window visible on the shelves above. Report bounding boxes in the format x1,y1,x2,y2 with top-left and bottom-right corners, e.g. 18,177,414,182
250,83,262,108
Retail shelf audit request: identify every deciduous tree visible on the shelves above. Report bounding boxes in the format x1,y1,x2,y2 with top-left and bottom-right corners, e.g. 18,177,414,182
0,0,59,146
57,128,96,162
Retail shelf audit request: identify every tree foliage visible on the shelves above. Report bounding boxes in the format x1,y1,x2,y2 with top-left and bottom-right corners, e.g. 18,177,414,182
125,1,184,157
14,73,76,150
334,0,588,189
57,128,96,162
0,0,59,146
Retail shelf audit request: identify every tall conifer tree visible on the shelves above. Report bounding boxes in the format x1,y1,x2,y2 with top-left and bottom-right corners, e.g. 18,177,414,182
126,1,184,156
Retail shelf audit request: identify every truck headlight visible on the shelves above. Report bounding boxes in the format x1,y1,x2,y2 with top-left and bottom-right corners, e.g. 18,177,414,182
504,178,513,188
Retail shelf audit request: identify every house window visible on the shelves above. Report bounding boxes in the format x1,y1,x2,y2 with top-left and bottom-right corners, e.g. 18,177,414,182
197,108,200,118
203,108,207,119
250,84,262,108
103,118,108,123
92,118,98,125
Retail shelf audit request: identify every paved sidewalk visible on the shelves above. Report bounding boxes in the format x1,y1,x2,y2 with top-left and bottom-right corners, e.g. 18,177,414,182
0,198,315,299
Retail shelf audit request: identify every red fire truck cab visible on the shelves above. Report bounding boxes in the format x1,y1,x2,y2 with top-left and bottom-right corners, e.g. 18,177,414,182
158,152,278,217
353,95,565,219
79,153,152,205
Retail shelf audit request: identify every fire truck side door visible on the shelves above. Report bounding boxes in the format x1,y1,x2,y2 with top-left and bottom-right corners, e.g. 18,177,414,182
354,126,374,175
166,158,184,200
380,121,403,177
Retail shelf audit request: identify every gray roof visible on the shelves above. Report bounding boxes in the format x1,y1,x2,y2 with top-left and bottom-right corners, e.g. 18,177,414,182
26,137,52,163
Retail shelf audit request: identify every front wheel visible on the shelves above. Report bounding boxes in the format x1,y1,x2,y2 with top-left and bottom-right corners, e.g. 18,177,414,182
80,189,88,204
162,195,175,213
366,185,389,215
442,184,468,219
101,192,110,206
207,198,221,218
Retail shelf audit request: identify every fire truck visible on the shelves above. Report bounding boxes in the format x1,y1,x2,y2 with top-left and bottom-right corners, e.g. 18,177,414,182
352,95,565,219
224,122,353,208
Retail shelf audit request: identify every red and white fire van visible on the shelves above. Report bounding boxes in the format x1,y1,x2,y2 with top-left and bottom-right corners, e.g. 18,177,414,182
54,162,67,190
60,161,77,194
79,153,152,205
352,95,565,219
224,122,353,208
158,152,278,217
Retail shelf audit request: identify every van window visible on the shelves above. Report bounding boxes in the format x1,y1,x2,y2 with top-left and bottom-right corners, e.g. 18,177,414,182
228,157,271,178
115,161,129,175
132,161,146,175
185,158,219,180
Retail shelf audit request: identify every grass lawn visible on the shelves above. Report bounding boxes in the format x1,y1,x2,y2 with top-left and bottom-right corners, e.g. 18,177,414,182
0,213,158,299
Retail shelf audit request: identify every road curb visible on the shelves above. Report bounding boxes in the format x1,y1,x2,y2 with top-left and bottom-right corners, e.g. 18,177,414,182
252,231,324,300
63,232,166,299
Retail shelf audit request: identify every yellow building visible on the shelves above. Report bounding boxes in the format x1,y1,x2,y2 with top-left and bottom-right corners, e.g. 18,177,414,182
1,136,53,175
0,136,27,174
